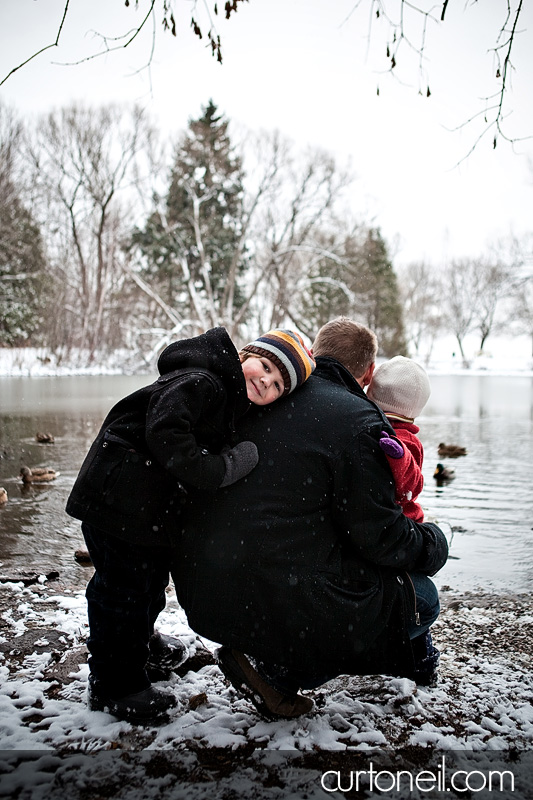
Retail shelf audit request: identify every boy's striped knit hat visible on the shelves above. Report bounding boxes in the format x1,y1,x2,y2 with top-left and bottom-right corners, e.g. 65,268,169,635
241,329,316,395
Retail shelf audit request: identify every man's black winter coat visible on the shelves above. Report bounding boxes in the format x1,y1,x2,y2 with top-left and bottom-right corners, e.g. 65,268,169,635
172,357,448,683
66,328,250,546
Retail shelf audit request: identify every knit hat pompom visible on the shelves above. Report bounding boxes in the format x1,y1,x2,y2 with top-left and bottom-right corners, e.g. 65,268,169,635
241,329,315,395
367,356,431,420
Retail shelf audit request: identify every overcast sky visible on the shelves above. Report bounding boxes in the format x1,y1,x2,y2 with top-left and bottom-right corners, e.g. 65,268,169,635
1,0,532,267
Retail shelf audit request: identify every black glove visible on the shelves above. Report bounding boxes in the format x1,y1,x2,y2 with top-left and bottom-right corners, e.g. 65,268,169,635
219,442,259,487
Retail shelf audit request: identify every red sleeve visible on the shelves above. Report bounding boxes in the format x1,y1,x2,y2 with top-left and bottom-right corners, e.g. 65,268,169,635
385,431,425,522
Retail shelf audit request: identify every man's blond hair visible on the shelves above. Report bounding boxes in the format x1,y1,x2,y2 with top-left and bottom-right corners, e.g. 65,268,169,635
312,317,377,380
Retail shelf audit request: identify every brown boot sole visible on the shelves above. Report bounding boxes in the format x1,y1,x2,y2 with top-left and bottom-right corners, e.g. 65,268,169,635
216,647,313,720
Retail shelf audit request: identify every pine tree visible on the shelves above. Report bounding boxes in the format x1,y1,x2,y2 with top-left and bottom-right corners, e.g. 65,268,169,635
294,227,407,356
132,100,246,328
0,185,47,346
355,228,408,356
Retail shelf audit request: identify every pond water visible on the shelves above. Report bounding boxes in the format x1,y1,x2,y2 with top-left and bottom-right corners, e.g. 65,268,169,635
1,374,532,593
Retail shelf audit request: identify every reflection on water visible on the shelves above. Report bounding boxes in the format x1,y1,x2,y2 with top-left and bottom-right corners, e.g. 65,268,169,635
0,375,152,586
419,375,533,593
1,374,532,592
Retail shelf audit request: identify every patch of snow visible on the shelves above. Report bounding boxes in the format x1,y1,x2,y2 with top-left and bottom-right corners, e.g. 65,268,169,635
1,334,532,378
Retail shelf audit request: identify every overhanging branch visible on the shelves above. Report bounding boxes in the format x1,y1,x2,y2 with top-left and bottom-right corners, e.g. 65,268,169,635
0,0,70,87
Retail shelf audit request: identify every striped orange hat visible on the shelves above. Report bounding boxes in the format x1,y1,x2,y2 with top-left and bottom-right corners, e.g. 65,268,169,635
241,329,315,395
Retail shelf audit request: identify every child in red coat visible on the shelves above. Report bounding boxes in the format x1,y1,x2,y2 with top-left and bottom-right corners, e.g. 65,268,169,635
367,356,431,522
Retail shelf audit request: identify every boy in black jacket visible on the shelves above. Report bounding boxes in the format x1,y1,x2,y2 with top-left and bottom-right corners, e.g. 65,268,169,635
66,327,315,723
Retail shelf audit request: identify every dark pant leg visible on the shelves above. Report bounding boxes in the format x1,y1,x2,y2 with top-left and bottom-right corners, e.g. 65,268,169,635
82,522,171,697
406,572,440,639
148,591,167,639
406,572,441,681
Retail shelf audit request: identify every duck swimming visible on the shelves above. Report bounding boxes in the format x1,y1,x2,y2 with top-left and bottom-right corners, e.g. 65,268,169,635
35,432,55,444
20,466,60,483
438,443,467,458
434,463,455,481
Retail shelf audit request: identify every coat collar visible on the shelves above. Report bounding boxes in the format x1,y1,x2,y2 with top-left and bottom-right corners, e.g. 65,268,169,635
313,356,366,398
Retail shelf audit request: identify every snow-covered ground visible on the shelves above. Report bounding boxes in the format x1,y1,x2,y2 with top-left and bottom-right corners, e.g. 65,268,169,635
0,571,531,799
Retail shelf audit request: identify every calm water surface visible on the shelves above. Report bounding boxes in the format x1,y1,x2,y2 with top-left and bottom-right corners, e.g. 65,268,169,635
1,374,532,593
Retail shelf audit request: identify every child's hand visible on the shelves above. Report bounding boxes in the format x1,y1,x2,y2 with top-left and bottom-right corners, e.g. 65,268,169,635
379,431,404,459
219,442,259,487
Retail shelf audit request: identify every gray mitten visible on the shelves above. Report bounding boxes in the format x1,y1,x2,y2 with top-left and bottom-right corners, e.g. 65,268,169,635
219,441,259,487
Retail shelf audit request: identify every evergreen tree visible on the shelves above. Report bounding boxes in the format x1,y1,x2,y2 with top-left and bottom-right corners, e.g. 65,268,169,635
349,228,408,357
295,227,407,356
0,171,47,346
294,230,354,336
132,100,246,328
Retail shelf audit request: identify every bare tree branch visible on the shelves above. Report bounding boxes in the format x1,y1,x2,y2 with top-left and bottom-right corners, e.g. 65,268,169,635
54,2,157,67
124,264,182,328
1,0,249,85
352,0,529,155
0,0,70,87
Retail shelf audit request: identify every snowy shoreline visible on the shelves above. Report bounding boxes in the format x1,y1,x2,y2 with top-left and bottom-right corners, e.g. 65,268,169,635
0,339,532,378
0,567,531,798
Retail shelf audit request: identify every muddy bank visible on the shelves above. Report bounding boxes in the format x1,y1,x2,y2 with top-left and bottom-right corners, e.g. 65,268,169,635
0,566,532,798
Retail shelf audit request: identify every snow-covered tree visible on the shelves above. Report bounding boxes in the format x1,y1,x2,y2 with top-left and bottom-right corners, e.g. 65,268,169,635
291,227,407,356
398,260,443,363
346,228,407,356
438,258,480,366
131,100,246,334
515,278,533,357
27,103,155,359
0,103,47,346
130,120,357,347
244,133,354,337
0,195,48,346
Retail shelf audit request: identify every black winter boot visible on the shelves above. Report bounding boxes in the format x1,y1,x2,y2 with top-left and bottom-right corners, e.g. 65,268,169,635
88,676,176,723
412,629,440,686
145,631,188,682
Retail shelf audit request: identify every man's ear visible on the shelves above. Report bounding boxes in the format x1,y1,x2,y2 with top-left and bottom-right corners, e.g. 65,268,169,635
361,362,375,388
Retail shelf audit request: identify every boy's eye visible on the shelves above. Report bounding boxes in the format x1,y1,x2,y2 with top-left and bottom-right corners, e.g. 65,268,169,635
274,381,281,394
262,361,270,372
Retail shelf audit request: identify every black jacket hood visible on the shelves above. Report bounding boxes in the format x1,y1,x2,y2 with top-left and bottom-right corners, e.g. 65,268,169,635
157,327,250,419
158,327,237,376
66,327,251,544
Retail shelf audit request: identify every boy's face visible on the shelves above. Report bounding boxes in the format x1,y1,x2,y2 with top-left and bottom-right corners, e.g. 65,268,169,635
241,356,285,405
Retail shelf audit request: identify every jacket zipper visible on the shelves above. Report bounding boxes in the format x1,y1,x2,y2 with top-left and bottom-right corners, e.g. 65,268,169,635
406,573,421,627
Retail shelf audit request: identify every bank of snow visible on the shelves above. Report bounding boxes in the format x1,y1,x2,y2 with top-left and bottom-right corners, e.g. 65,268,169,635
0,348,145,377
0,572,532,799
0,333,532,377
